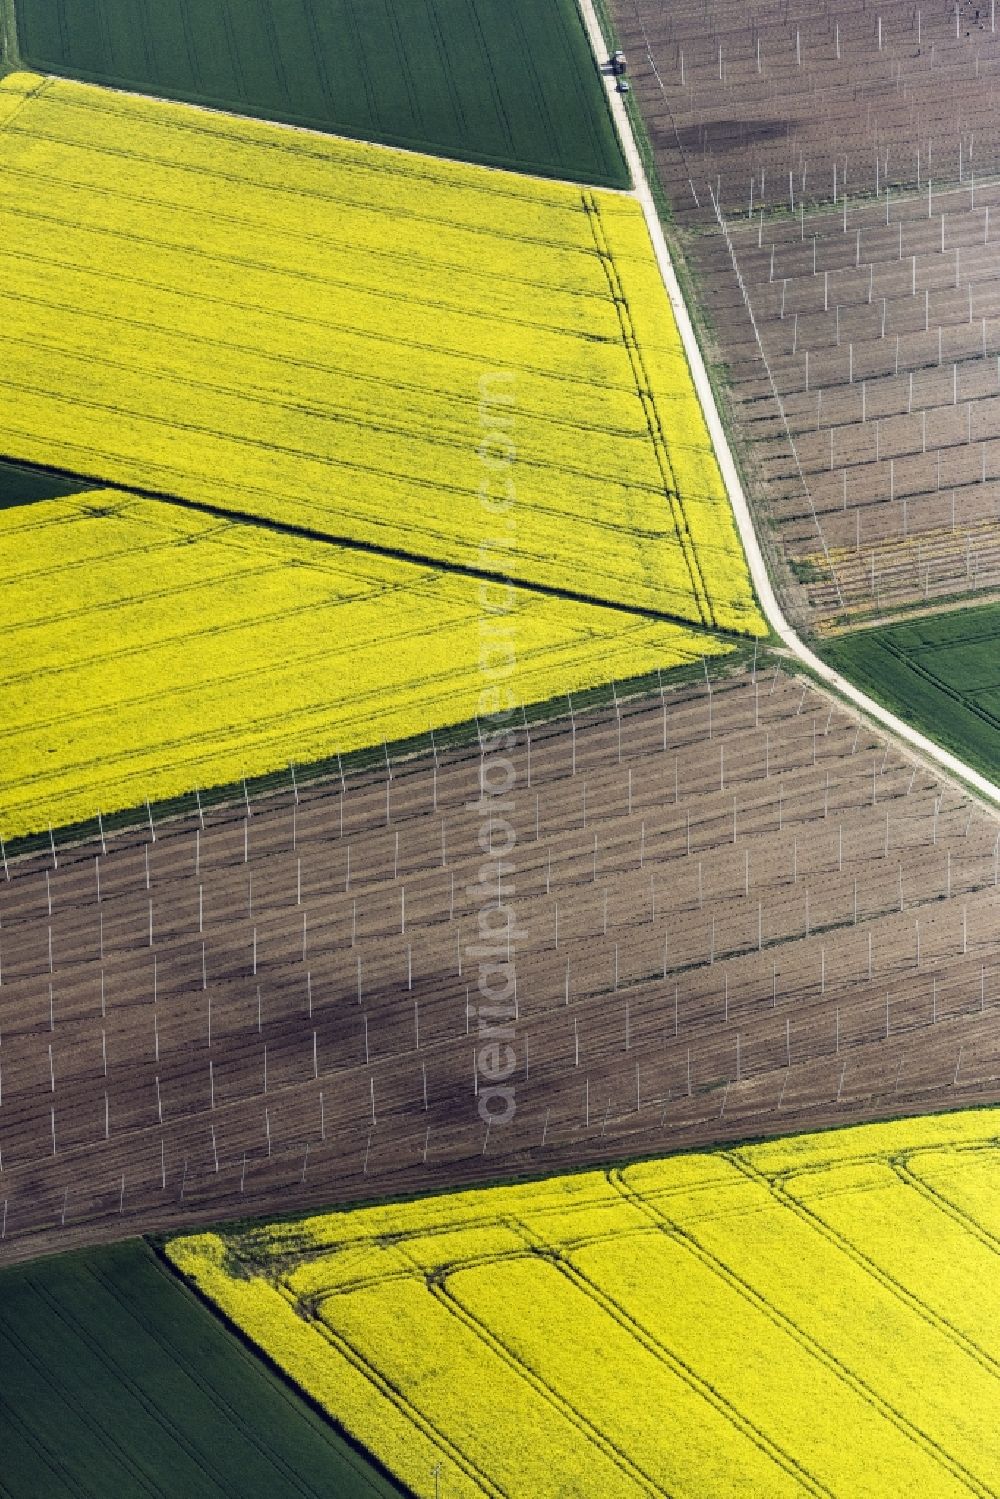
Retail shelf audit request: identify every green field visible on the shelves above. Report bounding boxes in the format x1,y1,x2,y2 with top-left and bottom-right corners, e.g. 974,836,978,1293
823,604,1000,782
0,1241,405,1498
11,0,628,186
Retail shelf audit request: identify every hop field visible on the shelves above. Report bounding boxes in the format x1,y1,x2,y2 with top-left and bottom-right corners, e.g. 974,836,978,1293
168,1108,1000,1499
0,490,727,838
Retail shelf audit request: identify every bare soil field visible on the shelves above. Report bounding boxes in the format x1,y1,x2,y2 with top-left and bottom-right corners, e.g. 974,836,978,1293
1,665,997,1266
709,181,1000,619
611,0,1000,622
614,0,1000,223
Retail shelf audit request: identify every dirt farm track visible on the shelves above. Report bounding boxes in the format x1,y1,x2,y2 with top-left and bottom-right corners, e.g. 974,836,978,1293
0,666,997,1264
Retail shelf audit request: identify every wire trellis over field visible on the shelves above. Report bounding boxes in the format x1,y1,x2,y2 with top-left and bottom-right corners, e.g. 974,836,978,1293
711,187,845,609
1,667,998,1264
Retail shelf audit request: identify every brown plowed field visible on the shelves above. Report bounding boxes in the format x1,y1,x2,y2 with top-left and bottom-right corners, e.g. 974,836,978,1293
709,181,1000,619
614,0,1000,223
613,0,1000,621
2,665,997,1265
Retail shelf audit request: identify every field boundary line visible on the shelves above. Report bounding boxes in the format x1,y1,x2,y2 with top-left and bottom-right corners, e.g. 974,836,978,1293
583,192,713,627
89,1259,338,1499
14,70,634,197
0,448,751,646
0,653,750,861
292,1289,502,1498
576,0,1000,810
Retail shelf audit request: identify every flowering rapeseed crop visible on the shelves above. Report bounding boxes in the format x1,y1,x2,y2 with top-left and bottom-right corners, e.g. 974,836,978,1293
0,71,762,836
168,1108,1000,1498
0,493,724,837
0,72,762,635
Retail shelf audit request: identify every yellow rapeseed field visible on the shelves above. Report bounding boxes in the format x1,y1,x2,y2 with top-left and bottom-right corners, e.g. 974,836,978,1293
168,1108,1000,1499
0,492,725,837
0,71,762,635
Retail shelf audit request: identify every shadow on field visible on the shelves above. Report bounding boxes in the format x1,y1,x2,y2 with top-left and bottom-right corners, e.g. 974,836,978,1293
672,118,791,149
0,457,97,509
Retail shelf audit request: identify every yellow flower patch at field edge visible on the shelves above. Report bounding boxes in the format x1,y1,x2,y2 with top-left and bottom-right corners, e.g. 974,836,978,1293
168,1108,1000,1498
